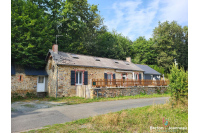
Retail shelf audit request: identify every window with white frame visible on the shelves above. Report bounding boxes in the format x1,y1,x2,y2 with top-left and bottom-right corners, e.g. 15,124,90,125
122,73,127,79
107,74,112,80
76,71,83,85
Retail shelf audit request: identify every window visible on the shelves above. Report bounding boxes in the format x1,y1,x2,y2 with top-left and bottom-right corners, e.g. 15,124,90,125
76,71,83,85
18,75,23,82
122,74,126,79
107,74,112,80
38,76,44,83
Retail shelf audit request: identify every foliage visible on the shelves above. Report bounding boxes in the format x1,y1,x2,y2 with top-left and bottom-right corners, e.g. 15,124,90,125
11,0,54,68
148,65,165,75
131,36,157,65
152,21,188,72
91,31,132,60
169,64,188,102
11,93,23,100
11,0,188,74
25,92,37,98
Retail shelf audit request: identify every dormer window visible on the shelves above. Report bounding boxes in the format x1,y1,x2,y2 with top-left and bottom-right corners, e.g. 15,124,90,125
71,54,79,59
94,57,100,61
114,60,119,64
124,61,129,65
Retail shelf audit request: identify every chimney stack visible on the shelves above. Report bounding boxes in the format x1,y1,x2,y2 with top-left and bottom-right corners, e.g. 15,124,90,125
52,44,58,54
126,57,131,62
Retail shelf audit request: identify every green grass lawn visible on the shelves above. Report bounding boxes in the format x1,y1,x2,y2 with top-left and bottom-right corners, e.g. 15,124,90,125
12,93,170,104
26,99,188,133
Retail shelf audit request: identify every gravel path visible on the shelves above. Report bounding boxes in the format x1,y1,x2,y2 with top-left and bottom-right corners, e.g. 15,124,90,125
11,100,67,113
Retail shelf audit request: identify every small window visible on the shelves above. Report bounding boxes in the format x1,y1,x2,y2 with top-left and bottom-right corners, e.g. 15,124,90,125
71,54,79,59
95,57,100,61
19,75,23,81
18,75,23,82
114,60,119,64
38,76,44,83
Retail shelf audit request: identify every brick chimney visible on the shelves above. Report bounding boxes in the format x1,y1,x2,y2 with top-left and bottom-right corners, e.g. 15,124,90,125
52,44,58,54
126,57,131,62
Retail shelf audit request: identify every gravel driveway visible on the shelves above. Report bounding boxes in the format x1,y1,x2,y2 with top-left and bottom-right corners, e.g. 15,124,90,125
11,100,67,113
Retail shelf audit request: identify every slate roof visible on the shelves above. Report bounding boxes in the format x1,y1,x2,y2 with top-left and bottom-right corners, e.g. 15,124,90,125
24,67,48,76
135,64,161,75
46,49,144,72
11,66,16,75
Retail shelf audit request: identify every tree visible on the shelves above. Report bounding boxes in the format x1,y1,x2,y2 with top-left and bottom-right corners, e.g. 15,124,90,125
169,64,188,102
131,36,157,65
11,0,54,68
152,21,187,72
57,0,106,54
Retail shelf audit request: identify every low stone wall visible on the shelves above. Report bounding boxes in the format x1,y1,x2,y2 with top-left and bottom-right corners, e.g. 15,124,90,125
90,86,168,98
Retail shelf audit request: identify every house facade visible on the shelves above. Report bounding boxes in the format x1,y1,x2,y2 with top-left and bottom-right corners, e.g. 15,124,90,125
45,44,144,97
11,65,48,97
11,44,165,98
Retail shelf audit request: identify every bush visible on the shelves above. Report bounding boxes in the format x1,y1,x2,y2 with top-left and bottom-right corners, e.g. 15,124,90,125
169,64,188,102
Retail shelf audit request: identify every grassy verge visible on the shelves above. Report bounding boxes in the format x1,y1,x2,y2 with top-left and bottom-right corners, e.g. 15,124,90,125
26,100,188,133
12,93,170,104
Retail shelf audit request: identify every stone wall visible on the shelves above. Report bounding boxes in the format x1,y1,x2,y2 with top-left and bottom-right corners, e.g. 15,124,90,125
90,86,168,98
45,57,58,97
55,65,143,97
11,73,38,97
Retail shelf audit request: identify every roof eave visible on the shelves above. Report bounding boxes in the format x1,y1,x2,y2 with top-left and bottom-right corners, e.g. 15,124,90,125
57,64,144,72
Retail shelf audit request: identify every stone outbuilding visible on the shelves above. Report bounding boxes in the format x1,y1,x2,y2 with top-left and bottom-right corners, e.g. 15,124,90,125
11,65,48,97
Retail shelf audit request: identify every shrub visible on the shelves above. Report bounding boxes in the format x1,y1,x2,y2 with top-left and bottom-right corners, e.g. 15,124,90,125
168,64,188,102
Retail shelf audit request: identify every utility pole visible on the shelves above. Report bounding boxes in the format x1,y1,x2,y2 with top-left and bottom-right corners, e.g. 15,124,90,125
56,35,63,44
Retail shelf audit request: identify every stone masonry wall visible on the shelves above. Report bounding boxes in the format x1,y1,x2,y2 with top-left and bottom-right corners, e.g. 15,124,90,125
11,73,37,97
57,65,143,97
45,57,58,97
90,86,168,98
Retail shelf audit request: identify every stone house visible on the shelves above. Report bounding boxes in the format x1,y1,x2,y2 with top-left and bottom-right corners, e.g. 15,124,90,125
11,65,48,97
11,44,165,98
45,44,144,97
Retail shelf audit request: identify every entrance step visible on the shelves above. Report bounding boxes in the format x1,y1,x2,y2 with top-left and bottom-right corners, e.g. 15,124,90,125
37,92,47,98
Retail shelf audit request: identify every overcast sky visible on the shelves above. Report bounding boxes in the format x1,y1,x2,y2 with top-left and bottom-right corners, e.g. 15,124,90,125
88,0,188,41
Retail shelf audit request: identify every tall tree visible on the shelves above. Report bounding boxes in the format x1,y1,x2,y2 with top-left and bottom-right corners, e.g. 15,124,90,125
11,0,54,68
131,37,157,65
58,0,106,54
152,21,186,72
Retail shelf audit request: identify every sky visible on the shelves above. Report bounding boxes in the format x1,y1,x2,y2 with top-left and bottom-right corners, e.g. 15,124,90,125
87,0,188,41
